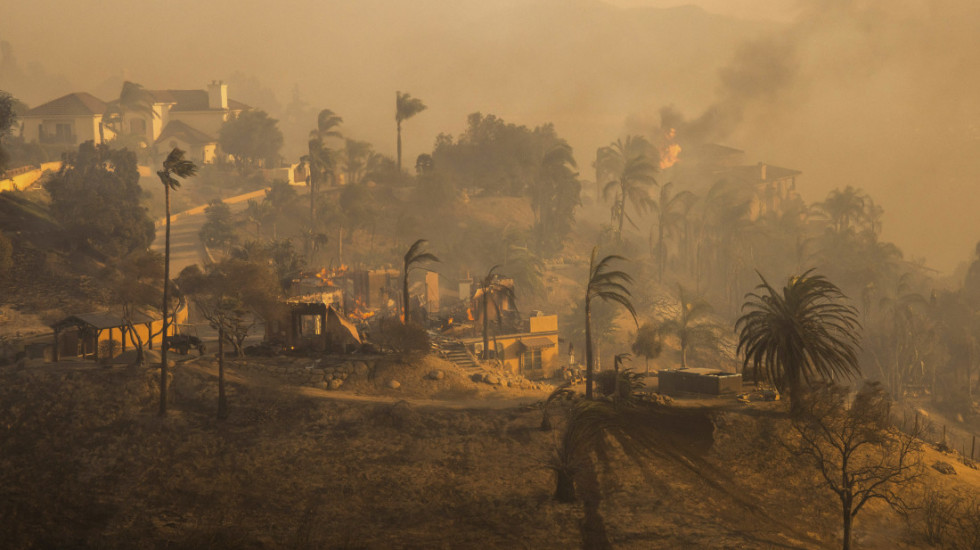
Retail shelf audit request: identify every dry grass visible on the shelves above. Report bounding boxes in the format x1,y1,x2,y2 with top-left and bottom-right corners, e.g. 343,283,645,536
1,360,978,549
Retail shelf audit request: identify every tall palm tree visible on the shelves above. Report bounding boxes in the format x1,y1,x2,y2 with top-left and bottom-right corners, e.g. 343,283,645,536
659,285,718,369
402,239,439,324
303,109,342,255
395,91,427,173
597,136,658,243
651,181,694,282
584,246,637,399
476,265,517,360
156,147,197,417
736,269,862,416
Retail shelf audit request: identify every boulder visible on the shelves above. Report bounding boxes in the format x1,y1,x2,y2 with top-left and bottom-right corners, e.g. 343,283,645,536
317,381,330,390
485,375,501,386
427,369,445,380
386,379,401,390
470,373,484,383
354,362,369,377
329,378,344,390
932,461,957,475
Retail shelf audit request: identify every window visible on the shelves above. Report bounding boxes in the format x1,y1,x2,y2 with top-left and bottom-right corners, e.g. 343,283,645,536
55,123,72,141
300,314,322,336
522,349,542,371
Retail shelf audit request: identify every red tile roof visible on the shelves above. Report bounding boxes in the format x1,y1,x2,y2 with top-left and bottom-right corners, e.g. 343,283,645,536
24,92,107,117
155,120,216,145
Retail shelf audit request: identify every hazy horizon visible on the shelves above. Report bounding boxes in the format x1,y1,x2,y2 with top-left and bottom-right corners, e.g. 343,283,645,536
2,0,978,273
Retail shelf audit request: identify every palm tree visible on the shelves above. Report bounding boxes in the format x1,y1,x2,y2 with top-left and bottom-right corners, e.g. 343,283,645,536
736,269,862,416
584,246,637,399
263,180,297,239
816,186,868,235
402,239,439,324
395,91,427,173
597,136,658,243
156,147,198,416
659,285,718,369
651,181,694,282
530,143,580,254
303,109,342,255
102,81,156,144
476,265,517,360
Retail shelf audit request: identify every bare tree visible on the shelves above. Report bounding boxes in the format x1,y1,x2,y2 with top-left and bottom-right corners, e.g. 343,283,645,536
790,382,922,550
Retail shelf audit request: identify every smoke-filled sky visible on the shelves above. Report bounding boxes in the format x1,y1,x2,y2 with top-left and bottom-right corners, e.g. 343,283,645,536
2,0,978,273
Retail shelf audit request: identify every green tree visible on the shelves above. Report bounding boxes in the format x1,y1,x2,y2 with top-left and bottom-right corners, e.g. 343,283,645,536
660,285,718,369
178,259,280,418
584,246,637,399
816,186,869,236
45,142,155,257
302,109,342,257
395,91,426,173
631,321,663,375
198,199,237,250
598,136,658,243
736,269,862,416
476,265,517,360
156,147,198,417
262,180,298,239
218,110,284,173
402,239,439,324
651,181,694,282
0,90,18,171
531,143,581,255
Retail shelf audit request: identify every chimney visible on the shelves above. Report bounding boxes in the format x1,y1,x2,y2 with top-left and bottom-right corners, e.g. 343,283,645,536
759,162,767,181
207,80,228,110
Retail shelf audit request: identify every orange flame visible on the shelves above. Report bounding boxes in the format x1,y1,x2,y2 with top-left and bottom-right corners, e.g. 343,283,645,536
466,308,474,321
659,128,681,170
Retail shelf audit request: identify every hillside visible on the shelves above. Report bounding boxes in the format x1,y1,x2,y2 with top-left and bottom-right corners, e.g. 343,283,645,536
2,355,977,549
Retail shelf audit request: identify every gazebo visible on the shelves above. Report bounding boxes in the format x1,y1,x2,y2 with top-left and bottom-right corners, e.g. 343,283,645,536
50,311,156,362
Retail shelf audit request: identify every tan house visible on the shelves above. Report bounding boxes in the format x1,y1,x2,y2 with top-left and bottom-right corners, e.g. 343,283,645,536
19,81,248,165
461,313,560,380
19,92,114,146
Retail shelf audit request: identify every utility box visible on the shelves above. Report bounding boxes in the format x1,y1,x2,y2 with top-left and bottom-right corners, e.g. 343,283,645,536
658,368,742,395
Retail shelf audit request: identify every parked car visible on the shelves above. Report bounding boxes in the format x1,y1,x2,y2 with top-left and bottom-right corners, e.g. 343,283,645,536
168,334,206,356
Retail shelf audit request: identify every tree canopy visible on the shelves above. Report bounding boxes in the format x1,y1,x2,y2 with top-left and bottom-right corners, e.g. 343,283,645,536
45,141,155,258
219,110,284,171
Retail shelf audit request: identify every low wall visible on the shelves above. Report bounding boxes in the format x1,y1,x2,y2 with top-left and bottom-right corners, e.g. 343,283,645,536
0,162,62,193
658,369,742,396
234,355,395,390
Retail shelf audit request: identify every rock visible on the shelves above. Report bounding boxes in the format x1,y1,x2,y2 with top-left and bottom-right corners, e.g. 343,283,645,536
386,379,401,390
329,378,344,390
932,461,957,475
485,375,501,386
316,381,330,390
354,362,369,377
427,369,445,380
470,373,484,383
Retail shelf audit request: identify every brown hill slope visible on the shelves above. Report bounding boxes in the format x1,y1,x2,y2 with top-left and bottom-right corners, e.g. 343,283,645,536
0,357,977,548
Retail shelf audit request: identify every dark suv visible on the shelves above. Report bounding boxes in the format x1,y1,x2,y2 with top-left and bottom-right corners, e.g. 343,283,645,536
168,334,206,356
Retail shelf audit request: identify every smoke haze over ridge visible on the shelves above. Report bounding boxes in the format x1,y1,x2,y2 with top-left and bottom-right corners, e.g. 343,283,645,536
2,0,978,272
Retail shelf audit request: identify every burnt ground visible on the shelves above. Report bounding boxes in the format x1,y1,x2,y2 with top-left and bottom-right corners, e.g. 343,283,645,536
0,356,977,549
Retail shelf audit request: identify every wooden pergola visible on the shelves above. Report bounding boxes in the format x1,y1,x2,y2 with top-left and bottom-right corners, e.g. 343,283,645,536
50,311,155,362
